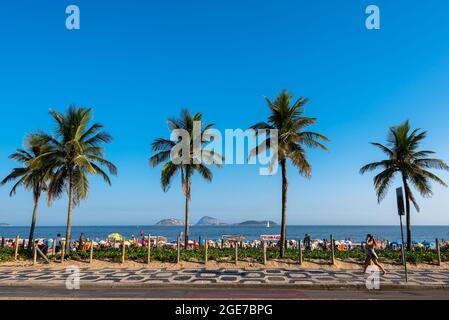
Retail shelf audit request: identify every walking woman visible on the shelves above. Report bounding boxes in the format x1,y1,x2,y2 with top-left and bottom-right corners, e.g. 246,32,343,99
364,234,387,274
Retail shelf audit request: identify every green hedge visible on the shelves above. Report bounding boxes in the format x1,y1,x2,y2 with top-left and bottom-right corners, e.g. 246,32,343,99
2,246,448,264
0,248,32,262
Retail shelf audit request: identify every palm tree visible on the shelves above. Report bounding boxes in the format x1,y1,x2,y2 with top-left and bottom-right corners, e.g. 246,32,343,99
360,121,449,251
250,90,329,257
150,109,223,249
35,106,117,252
1,134,52,249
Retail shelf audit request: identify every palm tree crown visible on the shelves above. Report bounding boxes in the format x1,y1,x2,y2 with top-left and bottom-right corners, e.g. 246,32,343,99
250,90,329,174
360,120,449,250
37,107,118,203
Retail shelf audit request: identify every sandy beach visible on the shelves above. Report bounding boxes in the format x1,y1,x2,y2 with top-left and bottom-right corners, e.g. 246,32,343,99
1,258,448,271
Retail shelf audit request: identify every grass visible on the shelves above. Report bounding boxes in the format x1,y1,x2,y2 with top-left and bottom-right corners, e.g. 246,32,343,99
1,246,448,265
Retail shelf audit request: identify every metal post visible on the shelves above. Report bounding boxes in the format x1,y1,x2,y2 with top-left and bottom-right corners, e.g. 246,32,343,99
298,240,303,265
399,215,408,282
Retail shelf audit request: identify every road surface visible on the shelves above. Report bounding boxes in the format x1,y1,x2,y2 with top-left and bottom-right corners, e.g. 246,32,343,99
1,286,448,300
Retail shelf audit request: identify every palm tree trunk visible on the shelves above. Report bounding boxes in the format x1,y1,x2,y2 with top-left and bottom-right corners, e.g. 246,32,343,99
280,159,288,257
27,199,39,250
65,172,74,253
184,175,191,250
402,174,412,252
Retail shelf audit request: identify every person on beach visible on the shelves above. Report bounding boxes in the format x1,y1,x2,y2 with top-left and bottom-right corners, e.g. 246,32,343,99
304,234,312,250
79,233,86,251
364,234,387,275
55,234,62,253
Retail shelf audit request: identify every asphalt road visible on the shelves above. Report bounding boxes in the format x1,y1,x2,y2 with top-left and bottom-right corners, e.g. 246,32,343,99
0,286,448,300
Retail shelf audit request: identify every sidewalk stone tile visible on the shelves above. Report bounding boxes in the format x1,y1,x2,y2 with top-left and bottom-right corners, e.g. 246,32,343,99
1,267,449,288
172,276,192,281
220,276,239,282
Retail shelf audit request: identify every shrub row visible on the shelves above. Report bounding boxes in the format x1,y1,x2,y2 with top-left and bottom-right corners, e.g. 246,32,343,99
1,247,448,264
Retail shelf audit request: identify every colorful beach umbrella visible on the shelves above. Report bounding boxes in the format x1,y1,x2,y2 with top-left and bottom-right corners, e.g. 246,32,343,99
108,233,123,241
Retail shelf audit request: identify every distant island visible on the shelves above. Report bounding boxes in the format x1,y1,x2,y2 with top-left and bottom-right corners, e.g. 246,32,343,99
196,216,227,226
155,217,278,227
194,216,278,226
155,218,184,226
237,220,278,227
0,223,10,227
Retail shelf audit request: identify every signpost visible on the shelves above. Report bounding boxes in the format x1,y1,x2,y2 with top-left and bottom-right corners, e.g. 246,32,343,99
396,187,408,282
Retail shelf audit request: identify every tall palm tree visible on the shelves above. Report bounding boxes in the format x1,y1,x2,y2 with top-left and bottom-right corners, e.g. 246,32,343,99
150,109,223,249
35,106,117,251
250,90,329,257
1,134,52,249
360,120,449,251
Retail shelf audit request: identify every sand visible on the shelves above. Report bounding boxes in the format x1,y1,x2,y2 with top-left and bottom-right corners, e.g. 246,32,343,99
1,258,448,271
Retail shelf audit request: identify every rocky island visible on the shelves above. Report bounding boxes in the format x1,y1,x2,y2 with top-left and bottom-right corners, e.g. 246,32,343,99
155,218,184,226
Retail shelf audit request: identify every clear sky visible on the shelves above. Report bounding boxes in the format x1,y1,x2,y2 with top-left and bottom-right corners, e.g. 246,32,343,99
1,0,449,226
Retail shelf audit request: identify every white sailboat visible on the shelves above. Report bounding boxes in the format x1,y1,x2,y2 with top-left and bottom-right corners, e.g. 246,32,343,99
266,221,270,228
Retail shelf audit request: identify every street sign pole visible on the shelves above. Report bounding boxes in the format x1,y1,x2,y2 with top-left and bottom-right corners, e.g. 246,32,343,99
399,214,408,282
396,187,408,283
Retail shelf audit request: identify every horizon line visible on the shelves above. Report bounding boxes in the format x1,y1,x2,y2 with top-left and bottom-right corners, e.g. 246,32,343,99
2,224,449,228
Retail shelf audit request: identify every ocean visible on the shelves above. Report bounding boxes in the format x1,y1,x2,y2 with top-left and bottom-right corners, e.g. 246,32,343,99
1,225,448,243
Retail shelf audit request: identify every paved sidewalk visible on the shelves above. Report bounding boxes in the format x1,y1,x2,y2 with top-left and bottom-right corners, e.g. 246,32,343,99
0,268,448,289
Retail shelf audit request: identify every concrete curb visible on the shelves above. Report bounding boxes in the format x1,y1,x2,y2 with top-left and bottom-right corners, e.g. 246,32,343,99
1,281,449,291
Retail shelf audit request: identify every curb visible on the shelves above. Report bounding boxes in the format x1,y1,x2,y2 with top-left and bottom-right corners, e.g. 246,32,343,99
1,281,449,291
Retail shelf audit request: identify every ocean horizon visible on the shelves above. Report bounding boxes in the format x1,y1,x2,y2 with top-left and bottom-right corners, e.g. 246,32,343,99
1,225,448,243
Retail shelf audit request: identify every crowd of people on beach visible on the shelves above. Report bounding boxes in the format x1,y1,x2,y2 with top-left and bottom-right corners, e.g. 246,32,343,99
1,232,446,256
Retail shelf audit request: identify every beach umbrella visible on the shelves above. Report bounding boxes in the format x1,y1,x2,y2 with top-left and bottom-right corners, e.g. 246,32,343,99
412,240,420,245
422,241,432,246
108,233,122,241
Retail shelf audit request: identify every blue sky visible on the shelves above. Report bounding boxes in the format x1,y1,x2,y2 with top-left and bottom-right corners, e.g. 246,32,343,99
1,0,449,226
